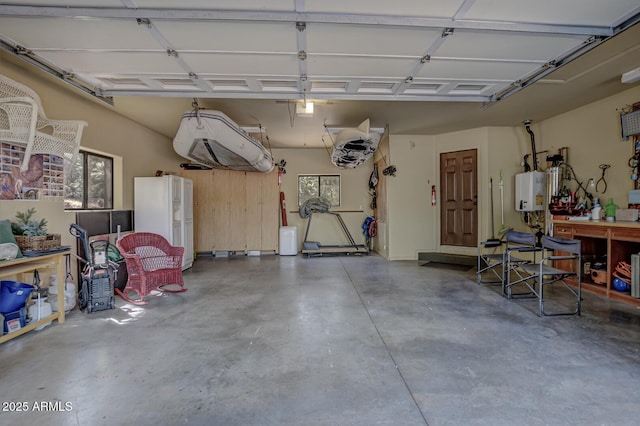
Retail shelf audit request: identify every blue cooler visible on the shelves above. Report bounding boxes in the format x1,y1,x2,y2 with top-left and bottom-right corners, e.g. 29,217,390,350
0,280,35,313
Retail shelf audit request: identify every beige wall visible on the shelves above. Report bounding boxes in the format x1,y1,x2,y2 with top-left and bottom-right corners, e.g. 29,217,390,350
486,126,534,235
385,126,541,260
535,85,640,209
272,148,374,251
372,131,390,258
1,53,184,280
384,85,640,260
385,134,437,260
1,52,184,209
3,50,640,264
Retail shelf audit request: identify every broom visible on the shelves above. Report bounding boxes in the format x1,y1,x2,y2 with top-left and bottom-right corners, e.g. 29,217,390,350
498,170,513,237
485,178,501,247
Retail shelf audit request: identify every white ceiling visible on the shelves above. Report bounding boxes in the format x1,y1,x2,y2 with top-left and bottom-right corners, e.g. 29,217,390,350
1,1,640,148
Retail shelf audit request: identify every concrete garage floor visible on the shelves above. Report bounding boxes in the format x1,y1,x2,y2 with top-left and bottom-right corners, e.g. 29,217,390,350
1,254,640,426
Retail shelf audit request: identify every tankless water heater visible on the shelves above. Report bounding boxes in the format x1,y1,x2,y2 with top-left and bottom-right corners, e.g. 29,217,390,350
515,171,546,212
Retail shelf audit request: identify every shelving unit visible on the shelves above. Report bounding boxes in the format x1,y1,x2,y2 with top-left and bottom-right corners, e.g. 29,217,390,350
0,250,68,344
552,220,640,306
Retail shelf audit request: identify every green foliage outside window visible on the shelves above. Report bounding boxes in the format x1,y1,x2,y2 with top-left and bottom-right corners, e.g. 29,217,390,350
64,150,113,210
298,175,340,207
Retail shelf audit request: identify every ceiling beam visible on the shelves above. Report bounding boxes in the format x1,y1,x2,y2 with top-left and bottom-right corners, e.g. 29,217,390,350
0,38,114,105
97,88,490,103
134,17,211,92
0,5,615,36
295,21,309,97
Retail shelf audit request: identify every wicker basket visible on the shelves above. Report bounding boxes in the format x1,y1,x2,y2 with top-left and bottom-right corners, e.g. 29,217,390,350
14,234,61,251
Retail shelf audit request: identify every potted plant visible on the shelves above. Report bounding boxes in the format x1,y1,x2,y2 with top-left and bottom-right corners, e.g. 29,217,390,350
11,208,60,251
12,208,48,236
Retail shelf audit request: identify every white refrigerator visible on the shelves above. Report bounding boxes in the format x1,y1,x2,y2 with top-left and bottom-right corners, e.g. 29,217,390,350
134,175,194,270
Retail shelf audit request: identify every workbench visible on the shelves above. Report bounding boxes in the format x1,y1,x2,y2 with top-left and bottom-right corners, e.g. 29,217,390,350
552,220,640,307
0,249,69,343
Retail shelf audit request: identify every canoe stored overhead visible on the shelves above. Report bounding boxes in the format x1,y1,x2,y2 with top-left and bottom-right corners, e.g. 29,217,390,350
173,109,274,173
331,119,381,169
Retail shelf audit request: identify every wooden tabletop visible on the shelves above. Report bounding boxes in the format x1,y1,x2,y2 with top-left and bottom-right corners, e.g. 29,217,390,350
552,219,640,229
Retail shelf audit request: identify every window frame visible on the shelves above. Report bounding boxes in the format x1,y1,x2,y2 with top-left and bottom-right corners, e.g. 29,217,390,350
64,149,114,210
297,174,341,207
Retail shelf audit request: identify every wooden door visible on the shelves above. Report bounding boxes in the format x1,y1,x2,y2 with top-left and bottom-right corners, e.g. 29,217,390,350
440,149,478,247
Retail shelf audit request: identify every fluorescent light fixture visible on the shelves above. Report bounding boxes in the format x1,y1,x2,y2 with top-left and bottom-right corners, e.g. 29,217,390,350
621,67,640,84
296,102,314,116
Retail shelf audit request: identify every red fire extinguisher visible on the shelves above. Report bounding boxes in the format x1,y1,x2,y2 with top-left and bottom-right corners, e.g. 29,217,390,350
431,185,437,206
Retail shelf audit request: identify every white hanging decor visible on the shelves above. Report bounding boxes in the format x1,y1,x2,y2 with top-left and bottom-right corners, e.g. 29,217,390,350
0,74,87,173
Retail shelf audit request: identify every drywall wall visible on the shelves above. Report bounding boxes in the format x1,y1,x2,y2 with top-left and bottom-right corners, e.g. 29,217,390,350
386,134,437,260
0,200,76,252
536,85,640,210
372,131,390,258
1,53,184,281
486,126,534,235
3,50,638,265
271,148,374,252
383,85,640,260
386,126,531,260
0,52,184,209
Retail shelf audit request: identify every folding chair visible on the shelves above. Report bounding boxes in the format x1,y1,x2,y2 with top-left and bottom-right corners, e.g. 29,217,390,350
511,235,582,317
477,238,504,285
501,231,540,297
477,230,537,290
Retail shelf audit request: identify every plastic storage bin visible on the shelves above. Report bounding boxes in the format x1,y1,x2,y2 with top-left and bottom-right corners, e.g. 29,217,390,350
0,281,35,313
3,307,27,333
279,226,298,256
28,299,52,330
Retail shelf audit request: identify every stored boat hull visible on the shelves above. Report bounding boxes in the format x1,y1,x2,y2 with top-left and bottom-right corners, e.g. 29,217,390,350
331,119,380,169
173,110,274,173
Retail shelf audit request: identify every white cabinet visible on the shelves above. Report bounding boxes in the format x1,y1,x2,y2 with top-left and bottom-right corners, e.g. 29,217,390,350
134,175,194,270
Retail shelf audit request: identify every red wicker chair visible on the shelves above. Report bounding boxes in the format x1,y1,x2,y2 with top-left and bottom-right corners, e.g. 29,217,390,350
115,232,187,305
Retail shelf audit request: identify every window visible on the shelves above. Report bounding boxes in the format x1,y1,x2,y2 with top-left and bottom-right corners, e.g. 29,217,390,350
64,150,113,210
298,174,340,207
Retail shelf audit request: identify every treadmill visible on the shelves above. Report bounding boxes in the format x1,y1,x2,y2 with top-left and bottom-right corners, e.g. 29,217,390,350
299,197,369,257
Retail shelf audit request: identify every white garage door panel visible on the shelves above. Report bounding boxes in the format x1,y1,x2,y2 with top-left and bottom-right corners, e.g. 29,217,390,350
307,24,442,57
465,0,640,26
180,53,299,75
417,60,537,80
305,0,465,18
0,17,159,49
135,0,294,11
36,51,184,74
154,21,297,52
439,30,586,61
308,56,415,78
